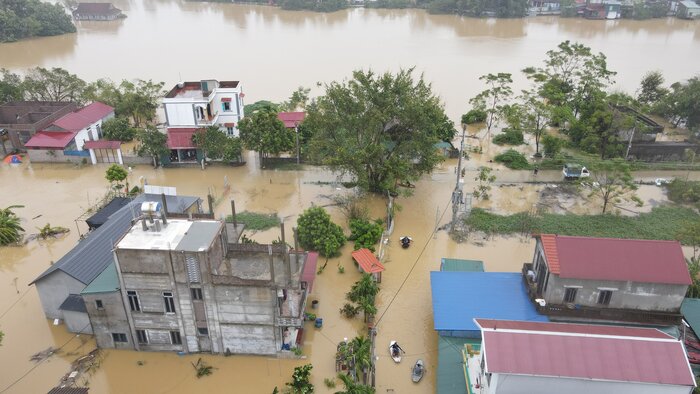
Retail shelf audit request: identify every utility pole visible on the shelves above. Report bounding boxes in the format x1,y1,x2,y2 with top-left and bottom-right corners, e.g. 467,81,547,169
295,122,300,165
450,124,467,232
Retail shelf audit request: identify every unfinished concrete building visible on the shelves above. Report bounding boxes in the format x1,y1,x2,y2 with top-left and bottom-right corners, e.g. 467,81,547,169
85,203,314,356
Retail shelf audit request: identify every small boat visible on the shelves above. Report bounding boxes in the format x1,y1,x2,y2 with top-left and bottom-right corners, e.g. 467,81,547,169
389,341,402,363
412,359,425,383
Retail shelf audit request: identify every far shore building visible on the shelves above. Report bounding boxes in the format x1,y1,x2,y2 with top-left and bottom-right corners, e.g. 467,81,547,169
0,101,77,152
523,234,691,325
162,80,244,164
72,3,125,20
677,0,700,18
23,102,117,164
468,319,696,394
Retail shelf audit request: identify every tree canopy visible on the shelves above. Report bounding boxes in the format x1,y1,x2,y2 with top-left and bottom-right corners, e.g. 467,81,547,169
306,68,453,193
587,160,638,214
0,0,75,42
84,79,164,126
23,67,86,103
102,117,136,142
238,108,294,166
297,206,346,258
0,205,24,246
192,126,242,163
136,126,169,167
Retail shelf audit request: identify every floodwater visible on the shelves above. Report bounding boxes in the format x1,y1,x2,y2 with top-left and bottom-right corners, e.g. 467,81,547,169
1,2,700,119
2,3,700,392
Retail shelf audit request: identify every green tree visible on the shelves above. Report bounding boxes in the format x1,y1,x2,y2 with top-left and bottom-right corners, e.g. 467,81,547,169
0,69,23,104
0,205,24,246
637,71,668,106
22,67,86,103
136,126,169,167
473,166,496,200
349,219,383,252
519,90,551,156
587,160,638,214
193,126,227,160
117,80,164,126
0,0,75,42
285,364,314,394
687,257,700,298
297,207,346,258
82,78,123,108
239,108,295,167
541,134,563,158
282,87,311,111
335,373,375,394
676,221,700,259
306,69,452,193
105,164,128,191
461,108,487,125
654,77,700,130
469,73,513,135
245,100,281,115
349,335,372,384
568,93,632,159
102,117,136,142
523,41,616,115
347,274,379,308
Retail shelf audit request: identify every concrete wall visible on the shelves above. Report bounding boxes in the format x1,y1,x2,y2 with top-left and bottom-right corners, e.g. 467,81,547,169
488,373,692,394
35,271,86,319
63,310,93,334
220,324,276,355
27,149,88,164
543,274,687,312
83,291,131,349
164,103,197,126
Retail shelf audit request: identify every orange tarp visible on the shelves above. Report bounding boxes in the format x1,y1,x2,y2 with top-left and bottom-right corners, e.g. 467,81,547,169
352,248,385,274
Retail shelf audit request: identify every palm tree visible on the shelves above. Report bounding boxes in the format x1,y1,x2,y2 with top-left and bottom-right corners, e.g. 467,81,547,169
0,205,24,246
347,274,379,304
350,335,372,384
358,298,377,323
335,373,375,394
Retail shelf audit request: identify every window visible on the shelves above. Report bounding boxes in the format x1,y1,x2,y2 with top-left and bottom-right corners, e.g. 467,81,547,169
597,290,613,305
164,292,176,313
564,288,578,303
197,327,209,336
112,333,127,343
221,101,232,112
170,331,182,345
136,329,148,344
95,300,104,310
186,256,201,283
226,127,234,136
127,291,141,312
191,288,203,301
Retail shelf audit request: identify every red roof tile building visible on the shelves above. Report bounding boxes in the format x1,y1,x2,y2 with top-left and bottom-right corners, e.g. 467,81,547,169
468,319,695,394
524,234,691,325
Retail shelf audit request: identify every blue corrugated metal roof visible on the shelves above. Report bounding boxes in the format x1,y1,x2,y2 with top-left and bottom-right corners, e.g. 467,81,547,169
430,271,547,332
31,194,200,286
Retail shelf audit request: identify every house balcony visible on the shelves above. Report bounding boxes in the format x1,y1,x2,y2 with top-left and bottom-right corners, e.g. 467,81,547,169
276,288,306,328
521,263,683,326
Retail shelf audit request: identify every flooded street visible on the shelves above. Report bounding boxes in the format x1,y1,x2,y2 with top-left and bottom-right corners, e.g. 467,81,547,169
1,2,700,119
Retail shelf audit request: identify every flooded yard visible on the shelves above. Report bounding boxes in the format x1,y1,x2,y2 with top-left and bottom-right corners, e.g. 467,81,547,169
0,147,695,393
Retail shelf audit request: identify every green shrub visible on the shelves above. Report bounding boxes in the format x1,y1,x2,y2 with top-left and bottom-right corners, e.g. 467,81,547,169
461,109,487,125
666,179,700,207
349,219,383,251
542,134,564,158
492,129,524,146
225,211,279,231
494,149,530,169
297,206,346,257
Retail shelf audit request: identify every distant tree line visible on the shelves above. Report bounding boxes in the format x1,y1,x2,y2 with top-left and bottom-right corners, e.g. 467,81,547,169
0,0,76,42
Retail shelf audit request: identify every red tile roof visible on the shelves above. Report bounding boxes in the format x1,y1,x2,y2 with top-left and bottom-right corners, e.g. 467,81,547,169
301,251,318,293
166,128,200,149
24,131,76,149
278,112,305,128
537,234,691,285
83,140,121,150
53,102,114,132
352,248,385,274
478,319,695,387
475,318,674,340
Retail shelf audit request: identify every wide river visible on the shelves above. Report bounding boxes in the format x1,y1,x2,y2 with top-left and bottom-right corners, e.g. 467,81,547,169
1,2,699,119
1,4,700,394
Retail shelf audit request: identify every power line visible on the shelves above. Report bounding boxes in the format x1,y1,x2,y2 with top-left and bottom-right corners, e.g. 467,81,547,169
374,197,452,327
0,287,32,321
0,323,92,394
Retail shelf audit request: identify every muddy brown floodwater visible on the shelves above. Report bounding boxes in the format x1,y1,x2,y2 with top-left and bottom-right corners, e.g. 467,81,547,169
0,146,697,393
1,1,700,120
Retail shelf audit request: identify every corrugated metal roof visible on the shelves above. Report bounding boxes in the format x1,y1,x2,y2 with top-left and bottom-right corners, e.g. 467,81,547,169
440,258,484,272
540,234,691,285
301,252,318,293
430,272,547,333
351,248,385,273
480,320,695,386
437,336,476,394
24,131,77,149
59,294,87,313
85,197,131,230
166,128,200,149
175,221,222,251
680,0,700,8
31,194,200,286
48,387,89,394
278,112,306,128
83,140,121,150
683,298,700,336
475,319,675,339
81,262,119,294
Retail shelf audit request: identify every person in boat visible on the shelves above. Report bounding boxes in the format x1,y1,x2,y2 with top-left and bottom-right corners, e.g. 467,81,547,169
391,342,404,356
413,361,424,375
400,236,412,249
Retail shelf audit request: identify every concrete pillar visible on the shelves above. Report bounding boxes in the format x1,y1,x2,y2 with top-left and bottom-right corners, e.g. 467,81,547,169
230,200,237,227
89,149,97,165
117,148,123,165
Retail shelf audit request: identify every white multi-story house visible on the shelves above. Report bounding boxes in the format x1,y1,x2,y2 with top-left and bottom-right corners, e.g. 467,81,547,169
162,80,245,163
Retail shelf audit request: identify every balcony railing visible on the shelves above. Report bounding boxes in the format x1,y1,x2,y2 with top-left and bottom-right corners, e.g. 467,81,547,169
521,263,683,326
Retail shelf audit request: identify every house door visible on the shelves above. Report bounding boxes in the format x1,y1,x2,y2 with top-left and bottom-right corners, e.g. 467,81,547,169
536,264,547,295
